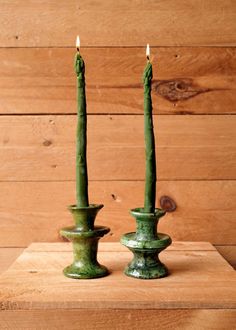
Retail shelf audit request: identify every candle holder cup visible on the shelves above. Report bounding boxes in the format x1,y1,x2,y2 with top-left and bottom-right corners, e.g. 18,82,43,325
121,208,171,279
60,204,110,279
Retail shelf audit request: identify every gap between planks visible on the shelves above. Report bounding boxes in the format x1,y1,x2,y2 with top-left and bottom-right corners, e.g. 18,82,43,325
25,242,215,252
1,113,236,116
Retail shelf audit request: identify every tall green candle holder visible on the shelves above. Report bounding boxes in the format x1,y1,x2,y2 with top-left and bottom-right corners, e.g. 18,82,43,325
121,208,171,279
60,204,110,279
60,38,110,279
121,45,172,279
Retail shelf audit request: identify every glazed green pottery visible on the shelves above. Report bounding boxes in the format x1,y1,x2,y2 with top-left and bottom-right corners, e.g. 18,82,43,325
60,204,110,279
121,208,172,279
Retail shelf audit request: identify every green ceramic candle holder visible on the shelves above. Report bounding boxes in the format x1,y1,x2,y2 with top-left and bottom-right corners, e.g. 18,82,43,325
121,207,172,279
60,204,110,279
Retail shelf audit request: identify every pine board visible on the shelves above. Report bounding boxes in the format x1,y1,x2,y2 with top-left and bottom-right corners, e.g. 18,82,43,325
1,310,235,330
0,47,236,115
0,242,216,273
216,245,236,269
1,0,236,47
0,180,235,246
0,115,235,181
0,248,23,274
0,242,235,329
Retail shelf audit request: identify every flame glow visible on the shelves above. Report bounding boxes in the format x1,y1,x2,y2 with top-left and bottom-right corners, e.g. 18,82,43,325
146,44,150,57
76,35,80,48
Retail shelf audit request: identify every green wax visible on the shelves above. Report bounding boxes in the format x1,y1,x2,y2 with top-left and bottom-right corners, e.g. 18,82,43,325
75,52,89,207
143,61,156,213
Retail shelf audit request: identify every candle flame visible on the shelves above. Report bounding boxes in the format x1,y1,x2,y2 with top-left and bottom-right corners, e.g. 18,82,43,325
146,44,150,58
76,35,80,49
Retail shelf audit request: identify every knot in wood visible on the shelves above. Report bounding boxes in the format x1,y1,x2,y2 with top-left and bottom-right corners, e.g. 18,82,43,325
160,195,177,212
153,79,210,102
43,139,52,147
175,81,187,92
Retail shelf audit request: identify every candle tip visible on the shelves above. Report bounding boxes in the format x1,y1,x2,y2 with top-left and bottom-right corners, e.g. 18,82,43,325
146,44,150,59
76,35,80,49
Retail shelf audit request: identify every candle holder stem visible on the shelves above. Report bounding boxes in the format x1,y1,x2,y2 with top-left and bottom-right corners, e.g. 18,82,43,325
121,208,171,279
60,204,110,279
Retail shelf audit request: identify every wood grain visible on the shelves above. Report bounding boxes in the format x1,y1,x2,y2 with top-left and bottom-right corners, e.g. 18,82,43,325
1,244,235,328
216,245,236,269
0,180,235,246
26,242,215,252
27,243,236,270
0,248,24,274
0,47,236,115
0,243,235,311
0,115,235,181
1,0,236,47
1,309,236,330
0,245,233,277
21,243,231,273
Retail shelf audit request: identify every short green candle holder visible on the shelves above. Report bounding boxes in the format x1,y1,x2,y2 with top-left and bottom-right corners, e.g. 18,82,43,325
121,207,172,279
60,204,110,279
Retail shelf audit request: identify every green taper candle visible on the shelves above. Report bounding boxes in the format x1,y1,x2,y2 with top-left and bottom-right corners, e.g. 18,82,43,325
75,36,89,207
143,44,156,213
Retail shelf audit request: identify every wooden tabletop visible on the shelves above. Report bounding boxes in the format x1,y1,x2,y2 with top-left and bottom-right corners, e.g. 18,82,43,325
0,242,235,329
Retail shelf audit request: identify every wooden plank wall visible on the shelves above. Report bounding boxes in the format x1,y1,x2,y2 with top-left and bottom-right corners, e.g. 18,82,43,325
0,1,235,267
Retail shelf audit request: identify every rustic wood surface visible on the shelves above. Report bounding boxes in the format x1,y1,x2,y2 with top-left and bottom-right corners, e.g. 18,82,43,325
1,0,236,47
1,246,234,277
1,242,235,306
1,310,235,330
0,242,235,329
0,181,235,246
0,47,235,115
217,246,236,269
0,248,24,274
0,115,235,181
0,1,235,270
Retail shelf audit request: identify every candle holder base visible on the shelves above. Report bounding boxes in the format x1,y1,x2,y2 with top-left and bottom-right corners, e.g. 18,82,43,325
120,208,172,279
60,204,110,279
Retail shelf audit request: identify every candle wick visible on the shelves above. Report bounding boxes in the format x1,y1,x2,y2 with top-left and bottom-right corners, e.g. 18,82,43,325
146,56,150,61
77,47,80,53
